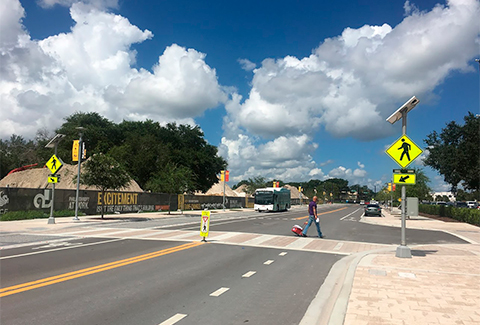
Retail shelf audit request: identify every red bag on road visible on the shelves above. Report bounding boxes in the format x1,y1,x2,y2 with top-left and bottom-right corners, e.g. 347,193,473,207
292,225,303,236
291,221,308,236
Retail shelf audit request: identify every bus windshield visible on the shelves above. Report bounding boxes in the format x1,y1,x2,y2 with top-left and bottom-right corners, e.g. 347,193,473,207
255,191,273,205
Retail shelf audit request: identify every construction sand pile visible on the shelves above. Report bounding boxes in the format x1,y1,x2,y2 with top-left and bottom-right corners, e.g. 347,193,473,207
196,181,239,196
0,164,143,192
232,184,251,197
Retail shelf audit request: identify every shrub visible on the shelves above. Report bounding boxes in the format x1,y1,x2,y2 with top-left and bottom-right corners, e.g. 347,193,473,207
419,204,480,226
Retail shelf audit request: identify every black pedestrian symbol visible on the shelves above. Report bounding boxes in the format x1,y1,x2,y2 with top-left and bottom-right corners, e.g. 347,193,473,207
203,224,207,231
51,157,57,170
398,138,411,161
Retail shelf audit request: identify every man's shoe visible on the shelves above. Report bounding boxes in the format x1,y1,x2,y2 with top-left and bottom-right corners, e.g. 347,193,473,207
301,233,307,237
319,235,324,238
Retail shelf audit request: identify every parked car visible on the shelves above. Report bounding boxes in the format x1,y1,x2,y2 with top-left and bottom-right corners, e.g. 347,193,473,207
360,200,365,205
466,201,478,209
364,204,382,216
454,202,468,208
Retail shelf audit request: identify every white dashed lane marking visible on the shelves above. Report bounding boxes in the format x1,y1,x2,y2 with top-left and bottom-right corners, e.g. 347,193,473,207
210,287,230,297
242,271,256,278
279,252,288,256
158,313,187,325
264,260,274,265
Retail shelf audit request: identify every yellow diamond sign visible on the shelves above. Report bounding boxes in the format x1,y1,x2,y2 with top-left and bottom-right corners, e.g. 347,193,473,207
386,135,423,168
46,154,63,175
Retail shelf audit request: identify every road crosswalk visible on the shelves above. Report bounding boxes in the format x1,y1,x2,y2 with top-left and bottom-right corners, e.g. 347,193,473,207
9,225,394,256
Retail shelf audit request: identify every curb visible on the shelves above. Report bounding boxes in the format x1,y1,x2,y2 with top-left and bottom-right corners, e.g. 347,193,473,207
299,247,394,325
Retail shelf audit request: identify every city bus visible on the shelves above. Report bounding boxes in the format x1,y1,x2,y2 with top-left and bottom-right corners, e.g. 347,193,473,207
254,187,291,212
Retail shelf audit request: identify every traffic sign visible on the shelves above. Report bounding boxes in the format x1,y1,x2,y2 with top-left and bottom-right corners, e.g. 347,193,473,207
48,176,58,183
46,154,63,175
200,210,211,239
385,135,423,168
393,173,416,185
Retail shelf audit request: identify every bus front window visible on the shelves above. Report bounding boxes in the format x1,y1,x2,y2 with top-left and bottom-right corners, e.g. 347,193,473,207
255,192,273,205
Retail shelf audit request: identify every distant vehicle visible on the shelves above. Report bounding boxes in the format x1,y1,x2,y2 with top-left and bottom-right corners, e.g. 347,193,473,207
435,201,447,205
454,202,468,208
466,201,478,209
360,200,365,205
364,204,382,216
254,187,291,212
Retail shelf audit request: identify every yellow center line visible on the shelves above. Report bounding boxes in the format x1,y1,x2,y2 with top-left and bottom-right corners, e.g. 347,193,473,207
294,207,347,220
0,241,204,298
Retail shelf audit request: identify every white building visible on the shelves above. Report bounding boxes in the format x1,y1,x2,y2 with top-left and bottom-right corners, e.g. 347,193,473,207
431,191,456,202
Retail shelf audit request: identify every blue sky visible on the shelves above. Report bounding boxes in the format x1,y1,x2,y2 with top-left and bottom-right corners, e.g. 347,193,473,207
1,0,479,192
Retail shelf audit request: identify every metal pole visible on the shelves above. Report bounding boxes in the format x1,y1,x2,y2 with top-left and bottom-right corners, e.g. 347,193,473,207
390,180,393,212
223,177,226,211
47,143,59,224
73,130,83,221
396,111,412,258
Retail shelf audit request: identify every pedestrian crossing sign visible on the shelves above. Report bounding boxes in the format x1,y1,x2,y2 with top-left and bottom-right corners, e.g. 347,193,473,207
385,135,423,168
200,210,211,238
46,154,63,175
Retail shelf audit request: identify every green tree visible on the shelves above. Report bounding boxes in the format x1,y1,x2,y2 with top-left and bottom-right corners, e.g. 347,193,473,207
145,163,194,213
55,112,119,163
405,168,432,201
0,135,39,179
52,115,226,193
79,153,131,218
424,112,480,193
159,123,227,193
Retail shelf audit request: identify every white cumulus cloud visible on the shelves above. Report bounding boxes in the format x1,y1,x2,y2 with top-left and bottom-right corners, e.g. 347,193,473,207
225,0,479,140
220,0,480,183
0,0,226,139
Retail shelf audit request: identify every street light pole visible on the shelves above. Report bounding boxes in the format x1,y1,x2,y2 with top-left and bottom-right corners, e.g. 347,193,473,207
386,96,419,258
73,127,85,221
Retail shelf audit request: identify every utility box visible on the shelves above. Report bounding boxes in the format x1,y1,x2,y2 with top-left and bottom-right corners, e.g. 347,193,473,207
406,197,418,218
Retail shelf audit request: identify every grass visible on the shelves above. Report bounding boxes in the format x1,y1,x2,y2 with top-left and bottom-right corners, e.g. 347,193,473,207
0,210,85,221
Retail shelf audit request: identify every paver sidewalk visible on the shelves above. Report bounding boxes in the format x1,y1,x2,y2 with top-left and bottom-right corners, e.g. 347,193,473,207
341,208,480,325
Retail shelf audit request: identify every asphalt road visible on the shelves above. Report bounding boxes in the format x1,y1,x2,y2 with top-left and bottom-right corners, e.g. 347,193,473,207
1,238,340,325
0,204,468,325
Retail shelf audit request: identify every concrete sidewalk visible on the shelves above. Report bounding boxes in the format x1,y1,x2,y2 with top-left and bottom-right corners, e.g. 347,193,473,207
338,208,480,325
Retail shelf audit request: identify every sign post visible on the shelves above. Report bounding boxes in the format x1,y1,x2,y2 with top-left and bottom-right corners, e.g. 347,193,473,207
200,210,211,242
44,133,65,224
221,170,229,211
386,96,421,258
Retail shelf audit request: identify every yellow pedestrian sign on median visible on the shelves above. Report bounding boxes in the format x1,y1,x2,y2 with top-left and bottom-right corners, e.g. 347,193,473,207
46,154,63,175
385,135,423,168
393,173,416,185
200,210,211,241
